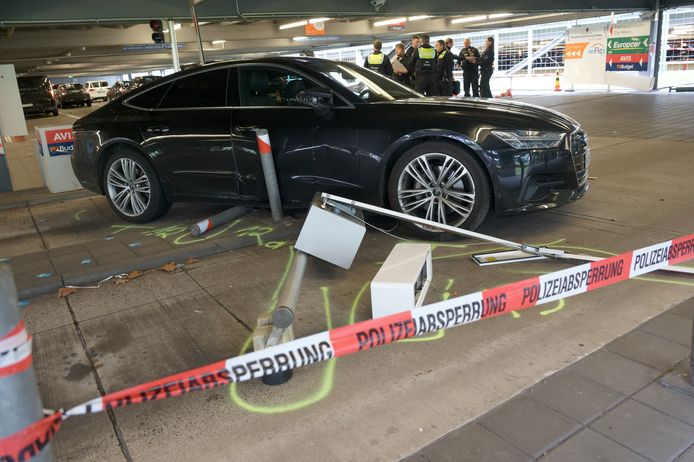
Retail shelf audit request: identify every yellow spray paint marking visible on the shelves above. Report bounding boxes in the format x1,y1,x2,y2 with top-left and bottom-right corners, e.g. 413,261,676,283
74,209,87,222
540,299,565,316
229,282,336,414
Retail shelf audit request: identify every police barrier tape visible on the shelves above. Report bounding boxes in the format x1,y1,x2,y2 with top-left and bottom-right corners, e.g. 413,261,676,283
2,233,694,461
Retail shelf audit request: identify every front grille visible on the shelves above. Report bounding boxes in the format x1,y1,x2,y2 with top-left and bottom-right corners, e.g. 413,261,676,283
570,130,590,186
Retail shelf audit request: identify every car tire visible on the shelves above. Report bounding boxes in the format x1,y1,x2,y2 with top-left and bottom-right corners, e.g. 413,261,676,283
387,141,491,237
51,106,59,116
103,148,170,223
87,101,92,107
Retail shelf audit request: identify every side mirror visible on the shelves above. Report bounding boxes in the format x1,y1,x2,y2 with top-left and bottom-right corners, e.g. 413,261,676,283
296,88,334,119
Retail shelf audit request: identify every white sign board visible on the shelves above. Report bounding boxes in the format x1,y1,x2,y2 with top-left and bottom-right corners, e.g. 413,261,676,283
565,26,607,85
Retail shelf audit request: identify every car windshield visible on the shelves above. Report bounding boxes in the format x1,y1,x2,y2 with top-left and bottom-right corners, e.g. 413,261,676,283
302,60,421,102
65,84,84,90
18,76,49,90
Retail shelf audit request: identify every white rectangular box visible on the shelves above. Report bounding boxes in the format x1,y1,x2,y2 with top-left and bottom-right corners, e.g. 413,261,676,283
371,243,432,319
34,125,82,193
295,197,365,270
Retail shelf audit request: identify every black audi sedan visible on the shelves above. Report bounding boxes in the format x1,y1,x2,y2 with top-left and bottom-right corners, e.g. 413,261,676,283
71,57,589,235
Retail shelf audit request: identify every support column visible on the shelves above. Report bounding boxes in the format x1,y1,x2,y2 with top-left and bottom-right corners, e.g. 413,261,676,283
190,1,206,65
168,19,181,72
652,1,665,90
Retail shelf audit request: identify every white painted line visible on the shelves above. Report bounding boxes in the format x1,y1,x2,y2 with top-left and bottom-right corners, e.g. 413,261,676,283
60,113,81,120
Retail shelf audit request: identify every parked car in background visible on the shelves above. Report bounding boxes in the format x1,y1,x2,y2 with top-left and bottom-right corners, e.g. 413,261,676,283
84,80,109,101
107,81,131,101
57,83,91,108
17,75,59,117
127,76,161,91
72,58,589,235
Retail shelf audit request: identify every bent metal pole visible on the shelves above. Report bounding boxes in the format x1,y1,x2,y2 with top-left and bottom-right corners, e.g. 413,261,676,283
0,264,53,462
320,193,540,253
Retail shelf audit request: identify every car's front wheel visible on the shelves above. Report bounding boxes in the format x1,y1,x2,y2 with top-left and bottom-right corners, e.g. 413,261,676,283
388,141,491,236
103,148,170,222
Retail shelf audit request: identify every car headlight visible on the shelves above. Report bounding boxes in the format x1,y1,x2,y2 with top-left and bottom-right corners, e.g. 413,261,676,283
491,130,565,150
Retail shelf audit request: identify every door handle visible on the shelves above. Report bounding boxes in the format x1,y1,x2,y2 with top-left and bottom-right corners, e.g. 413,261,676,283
146,126,170,134
233,125,260,134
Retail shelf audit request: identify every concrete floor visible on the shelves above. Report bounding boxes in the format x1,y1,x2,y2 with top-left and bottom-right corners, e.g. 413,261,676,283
6,92,694,461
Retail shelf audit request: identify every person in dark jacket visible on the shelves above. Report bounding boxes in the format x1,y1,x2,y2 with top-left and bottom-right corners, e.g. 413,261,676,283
459,37,480,97
434,39,454,96
392,42,410,85
478,36,495,98
404,34,421,87
409,34,437,96
364,40,393,77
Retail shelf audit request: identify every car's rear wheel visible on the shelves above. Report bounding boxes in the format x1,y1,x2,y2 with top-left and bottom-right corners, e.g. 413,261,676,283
103,148,170,223
387,141,491,237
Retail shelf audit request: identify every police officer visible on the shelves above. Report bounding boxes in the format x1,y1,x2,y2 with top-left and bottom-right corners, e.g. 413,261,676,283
434,39,453,96
404,34,421,87
410,34,437,96
392,43,409,85
364,40,393,77
478,36,495,98
459,38,480,97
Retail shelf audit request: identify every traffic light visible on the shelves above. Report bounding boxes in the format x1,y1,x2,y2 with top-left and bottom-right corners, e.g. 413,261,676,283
150,20,165,44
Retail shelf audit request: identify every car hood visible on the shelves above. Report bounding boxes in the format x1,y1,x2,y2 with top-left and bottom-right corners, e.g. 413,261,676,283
391,97,582,132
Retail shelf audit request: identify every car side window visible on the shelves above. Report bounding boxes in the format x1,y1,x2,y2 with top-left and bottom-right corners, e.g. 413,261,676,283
238,66,311,107
158,68,228,109
127,83,171,109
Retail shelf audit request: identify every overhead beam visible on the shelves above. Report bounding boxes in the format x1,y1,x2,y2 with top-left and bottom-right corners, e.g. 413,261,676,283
0,0,658,24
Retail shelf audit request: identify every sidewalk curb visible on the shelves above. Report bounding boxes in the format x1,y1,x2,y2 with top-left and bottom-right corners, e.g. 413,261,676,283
16,226,299,299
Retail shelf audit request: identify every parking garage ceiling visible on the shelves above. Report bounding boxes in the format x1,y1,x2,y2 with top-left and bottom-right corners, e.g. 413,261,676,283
1,0,688,77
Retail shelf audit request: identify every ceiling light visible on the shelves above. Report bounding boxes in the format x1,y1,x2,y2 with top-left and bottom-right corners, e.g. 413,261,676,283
280,20,308,30
373,17,407,27
212,40,226,45
174,23,182,30
408,15,432,21
198,21,211,26
451,15,487,24
308,17,332,24
293,36,309,41
488,13,513,19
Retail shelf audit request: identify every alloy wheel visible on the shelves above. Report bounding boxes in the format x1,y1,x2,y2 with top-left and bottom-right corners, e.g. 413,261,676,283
396,152,476,229
106,158,151,217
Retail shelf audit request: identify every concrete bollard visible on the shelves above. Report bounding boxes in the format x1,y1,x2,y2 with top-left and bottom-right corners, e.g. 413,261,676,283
190,205,250,237
255,129,284,222
0,264,53,461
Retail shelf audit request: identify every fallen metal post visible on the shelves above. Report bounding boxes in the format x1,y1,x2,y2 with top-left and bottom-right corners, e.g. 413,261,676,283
252,250,309,386
271,250,309,331
190,205,250,237
0,264,53,461
320,193,694,276
256,129,284,221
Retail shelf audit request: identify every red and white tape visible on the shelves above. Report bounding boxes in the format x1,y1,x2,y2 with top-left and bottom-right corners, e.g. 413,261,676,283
2,234,694,461
256,130,272,155
0,321,33,379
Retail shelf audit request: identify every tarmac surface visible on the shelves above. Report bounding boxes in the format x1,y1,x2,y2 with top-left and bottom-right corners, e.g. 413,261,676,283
2,92,694,461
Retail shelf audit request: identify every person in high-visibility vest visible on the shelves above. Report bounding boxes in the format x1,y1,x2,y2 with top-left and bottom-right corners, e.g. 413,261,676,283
409,34,437,96
364,40,394,77
434,39,454,96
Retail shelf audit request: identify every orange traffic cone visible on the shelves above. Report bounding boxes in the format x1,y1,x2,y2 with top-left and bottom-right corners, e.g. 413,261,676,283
496,89,513,98
554,71,561,92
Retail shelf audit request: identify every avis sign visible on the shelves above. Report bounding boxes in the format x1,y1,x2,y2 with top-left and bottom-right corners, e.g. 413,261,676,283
606,36,649,71
45,128,74,157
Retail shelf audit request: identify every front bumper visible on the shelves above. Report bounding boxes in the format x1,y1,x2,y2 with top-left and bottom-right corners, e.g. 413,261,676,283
22,100,56,114
487,129,590,214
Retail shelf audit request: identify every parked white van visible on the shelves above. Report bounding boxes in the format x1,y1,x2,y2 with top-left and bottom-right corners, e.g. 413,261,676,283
84,80,109,101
